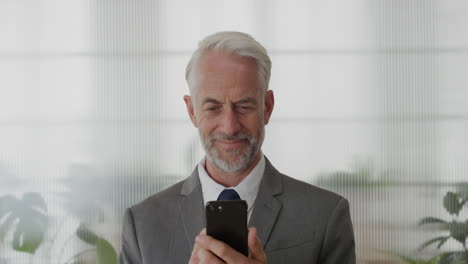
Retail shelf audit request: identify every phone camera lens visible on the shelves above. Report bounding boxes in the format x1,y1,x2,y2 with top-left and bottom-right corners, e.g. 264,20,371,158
217,205,223,212
209,204,215,212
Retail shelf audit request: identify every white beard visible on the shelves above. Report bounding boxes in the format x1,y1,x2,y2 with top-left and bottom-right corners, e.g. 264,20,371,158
200,129,264,174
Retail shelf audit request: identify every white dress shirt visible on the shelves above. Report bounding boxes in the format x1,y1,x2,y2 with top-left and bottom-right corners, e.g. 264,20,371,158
198,154,265,221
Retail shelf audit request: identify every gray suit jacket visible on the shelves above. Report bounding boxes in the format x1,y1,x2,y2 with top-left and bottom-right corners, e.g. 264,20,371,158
119,159,355,263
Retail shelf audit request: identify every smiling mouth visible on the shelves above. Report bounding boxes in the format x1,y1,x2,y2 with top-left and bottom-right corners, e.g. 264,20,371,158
216,139,246,150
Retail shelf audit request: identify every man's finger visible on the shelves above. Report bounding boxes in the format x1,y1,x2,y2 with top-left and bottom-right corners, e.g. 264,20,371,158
189,242,200,264
248,227,267,262
199,228,206,235
197,246,225,264
196,234,244,263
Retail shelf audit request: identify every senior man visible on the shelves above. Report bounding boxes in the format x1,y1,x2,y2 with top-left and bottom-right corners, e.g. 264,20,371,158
119,31,355,264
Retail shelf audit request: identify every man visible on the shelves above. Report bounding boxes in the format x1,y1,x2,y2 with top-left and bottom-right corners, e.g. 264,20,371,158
119,31,355,264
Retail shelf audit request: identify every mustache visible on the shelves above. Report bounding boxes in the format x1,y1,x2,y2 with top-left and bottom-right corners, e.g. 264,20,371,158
208,133,252,142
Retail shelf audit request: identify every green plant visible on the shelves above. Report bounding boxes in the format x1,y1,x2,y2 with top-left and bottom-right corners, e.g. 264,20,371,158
0,192,117,264
418,191,468,263
0,192,48,254
62,224,117,264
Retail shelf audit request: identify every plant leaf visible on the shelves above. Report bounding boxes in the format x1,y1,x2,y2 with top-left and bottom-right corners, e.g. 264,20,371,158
436,236,450,249
0,213,15,242
438,252,457,263
96,238,117,264
454,251,468,263
76,224,117,264
443,192,463,215
22,193,48,213
418,217,447,226
12,225,44,254
0,193,48,254
448,221,468,245
418,236,451,251
76,224,99,245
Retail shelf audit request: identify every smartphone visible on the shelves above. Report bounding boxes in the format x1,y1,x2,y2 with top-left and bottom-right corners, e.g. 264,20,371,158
206,200,248,256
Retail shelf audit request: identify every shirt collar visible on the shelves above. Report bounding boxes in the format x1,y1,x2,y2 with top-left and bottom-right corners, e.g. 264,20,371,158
197,154,265,213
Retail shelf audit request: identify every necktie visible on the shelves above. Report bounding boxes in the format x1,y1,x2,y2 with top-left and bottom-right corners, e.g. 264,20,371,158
217,189,241,201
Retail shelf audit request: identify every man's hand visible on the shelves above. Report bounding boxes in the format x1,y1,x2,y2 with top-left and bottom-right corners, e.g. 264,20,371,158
189,227,267,264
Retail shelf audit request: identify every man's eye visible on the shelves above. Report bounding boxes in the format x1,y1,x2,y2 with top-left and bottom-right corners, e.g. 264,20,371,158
237,106,254,113
205,106,220,112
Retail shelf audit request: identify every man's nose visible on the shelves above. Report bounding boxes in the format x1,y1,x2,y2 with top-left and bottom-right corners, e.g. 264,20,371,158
219,107,241,136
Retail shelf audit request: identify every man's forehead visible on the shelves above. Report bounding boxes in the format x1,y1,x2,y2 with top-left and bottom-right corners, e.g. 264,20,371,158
196,83,261,104
201,96,258,105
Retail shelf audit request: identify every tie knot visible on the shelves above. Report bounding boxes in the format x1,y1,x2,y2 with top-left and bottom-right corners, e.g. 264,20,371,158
217,189,241,201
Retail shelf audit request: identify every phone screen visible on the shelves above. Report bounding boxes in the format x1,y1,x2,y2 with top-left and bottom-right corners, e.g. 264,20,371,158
206,200,248,256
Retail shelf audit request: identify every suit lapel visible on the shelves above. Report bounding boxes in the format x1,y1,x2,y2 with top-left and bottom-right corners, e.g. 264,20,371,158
178,158,283,251
178,168,205,251
248,158,283,249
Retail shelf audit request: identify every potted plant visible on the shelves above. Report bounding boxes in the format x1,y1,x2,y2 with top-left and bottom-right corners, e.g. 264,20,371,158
400,190,468,264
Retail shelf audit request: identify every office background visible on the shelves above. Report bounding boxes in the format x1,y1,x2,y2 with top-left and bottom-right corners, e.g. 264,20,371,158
1,0,467,263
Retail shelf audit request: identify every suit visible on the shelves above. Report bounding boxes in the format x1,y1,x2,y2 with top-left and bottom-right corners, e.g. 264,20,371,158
119,158,356,263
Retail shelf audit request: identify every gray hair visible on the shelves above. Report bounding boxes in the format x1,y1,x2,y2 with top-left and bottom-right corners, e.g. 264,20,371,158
185,31,272,96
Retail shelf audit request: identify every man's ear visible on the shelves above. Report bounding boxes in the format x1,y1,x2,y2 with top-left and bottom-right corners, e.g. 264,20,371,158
183,95,198,127
263,90,274,125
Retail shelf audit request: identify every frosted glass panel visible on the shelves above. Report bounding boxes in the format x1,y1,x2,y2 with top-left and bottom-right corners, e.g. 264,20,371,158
1,1,467,263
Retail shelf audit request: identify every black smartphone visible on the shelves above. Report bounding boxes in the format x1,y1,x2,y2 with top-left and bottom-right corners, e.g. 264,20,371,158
205,200,248,256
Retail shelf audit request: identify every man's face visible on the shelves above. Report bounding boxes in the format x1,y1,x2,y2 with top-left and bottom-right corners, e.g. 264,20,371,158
184,51,274,174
